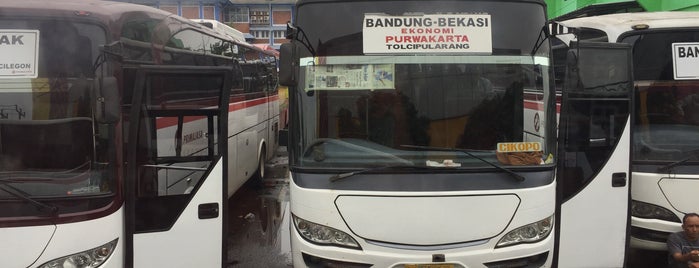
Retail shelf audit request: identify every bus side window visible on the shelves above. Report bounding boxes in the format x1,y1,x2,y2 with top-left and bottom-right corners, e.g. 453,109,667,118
240,63,256,93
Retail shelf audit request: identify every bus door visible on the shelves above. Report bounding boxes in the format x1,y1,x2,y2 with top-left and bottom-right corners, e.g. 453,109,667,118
124,66,232,267
555,41,633,267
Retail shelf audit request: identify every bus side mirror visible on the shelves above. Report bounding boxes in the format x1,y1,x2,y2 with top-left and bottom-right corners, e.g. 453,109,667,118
279,42,297,86
94,76,120,123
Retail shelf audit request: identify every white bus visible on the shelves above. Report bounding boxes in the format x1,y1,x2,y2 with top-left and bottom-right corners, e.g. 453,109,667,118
279,0,634,267
0,0,278,267
555,11,699,252
194,18,282,195
193,19,247,43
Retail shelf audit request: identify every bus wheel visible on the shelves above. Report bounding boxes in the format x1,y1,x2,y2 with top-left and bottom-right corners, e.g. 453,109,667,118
253,149,266,188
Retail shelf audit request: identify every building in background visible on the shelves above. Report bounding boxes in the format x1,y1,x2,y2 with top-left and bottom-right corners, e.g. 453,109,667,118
115,0,293,49
546,0,699,20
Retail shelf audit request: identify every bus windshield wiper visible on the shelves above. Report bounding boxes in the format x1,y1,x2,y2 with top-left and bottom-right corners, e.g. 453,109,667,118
657,149,699,173
329,164,442,182
0,182,58,216
401,145,526,182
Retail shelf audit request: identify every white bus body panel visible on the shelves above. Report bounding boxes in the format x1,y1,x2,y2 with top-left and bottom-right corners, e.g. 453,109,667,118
133,158,223,268
630,172,699,250
16,207,125,268
2,225,55,268
658,176,699,213
336,195,519,245
226,96,279,197
289,173,555,267
557,120,630,267
560,11,699,251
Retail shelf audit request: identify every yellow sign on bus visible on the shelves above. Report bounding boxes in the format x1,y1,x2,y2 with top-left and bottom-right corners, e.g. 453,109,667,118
497,142,541,153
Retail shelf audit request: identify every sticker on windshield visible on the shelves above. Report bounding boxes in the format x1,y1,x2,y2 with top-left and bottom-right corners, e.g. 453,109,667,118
0,30,39,78
496,142,545,166
363,14,492,54
305,62,395,91
672,42,699,80
497,142,542,153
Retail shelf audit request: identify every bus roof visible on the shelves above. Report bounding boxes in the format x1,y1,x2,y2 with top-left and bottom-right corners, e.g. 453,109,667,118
559,11,699,42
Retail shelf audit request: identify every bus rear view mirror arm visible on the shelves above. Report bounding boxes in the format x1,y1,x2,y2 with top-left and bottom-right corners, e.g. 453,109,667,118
94,76,119,124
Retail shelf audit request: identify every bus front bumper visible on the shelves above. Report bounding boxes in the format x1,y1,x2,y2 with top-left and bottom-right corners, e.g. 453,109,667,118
629,216,680,251
290,228,553,268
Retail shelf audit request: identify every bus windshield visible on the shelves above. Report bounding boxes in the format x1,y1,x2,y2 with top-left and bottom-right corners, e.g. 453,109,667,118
624,30,699,162
0,19,113,213
291,1,555,169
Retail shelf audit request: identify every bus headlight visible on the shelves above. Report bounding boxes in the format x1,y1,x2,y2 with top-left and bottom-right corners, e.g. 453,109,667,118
37,239,118,268
631,200,681,223
292,215,361,249
496,215,553,248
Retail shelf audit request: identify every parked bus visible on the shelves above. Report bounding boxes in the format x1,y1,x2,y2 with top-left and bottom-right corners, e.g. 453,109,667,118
555,11,699,252
279,0,633,267
193,18,282,193
0,0,278,267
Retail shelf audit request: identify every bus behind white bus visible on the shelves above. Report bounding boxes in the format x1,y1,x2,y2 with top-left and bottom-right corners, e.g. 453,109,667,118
0,0,279,267
555,11,699,252
279,0,634,267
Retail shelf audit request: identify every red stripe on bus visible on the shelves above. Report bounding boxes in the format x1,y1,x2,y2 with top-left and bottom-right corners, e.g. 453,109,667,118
156,95,277,129
524,100,561,113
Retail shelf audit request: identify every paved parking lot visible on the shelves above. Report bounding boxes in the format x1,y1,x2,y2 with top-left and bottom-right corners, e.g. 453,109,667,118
227,146,291,268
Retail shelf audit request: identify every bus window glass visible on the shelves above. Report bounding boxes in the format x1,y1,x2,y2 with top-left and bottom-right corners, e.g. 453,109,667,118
134,74,224,198
289,1,554,169
122,19,158,42
203,35,232,57
169,29,205,51
0,19,112,215
622,31,699,162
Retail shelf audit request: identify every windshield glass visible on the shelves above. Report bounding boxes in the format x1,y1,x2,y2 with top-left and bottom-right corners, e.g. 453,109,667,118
290,1,555,169
0,19,114,214
623,30,699,162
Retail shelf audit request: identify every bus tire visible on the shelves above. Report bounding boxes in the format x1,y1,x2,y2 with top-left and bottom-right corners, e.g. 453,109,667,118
252,148,266,188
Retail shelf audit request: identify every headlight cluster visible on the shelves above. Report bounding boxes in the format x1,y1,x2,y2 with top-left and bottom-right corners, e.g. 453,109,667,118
497,215,553,248
38,239,118,268
293,215,361,249
631,200,681,222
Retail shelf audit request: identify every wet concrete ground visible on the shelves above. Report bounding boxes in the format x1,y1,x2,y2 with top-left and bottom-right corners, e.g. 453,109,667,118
626,248,668,268
227,146,292,268
223,146,672,268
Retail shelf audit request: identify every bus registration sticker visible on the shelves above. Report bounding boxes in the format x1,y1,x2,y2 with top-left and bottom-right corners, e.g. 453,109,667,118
363,14,492,54
672,42,699,80
0,30,39,78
